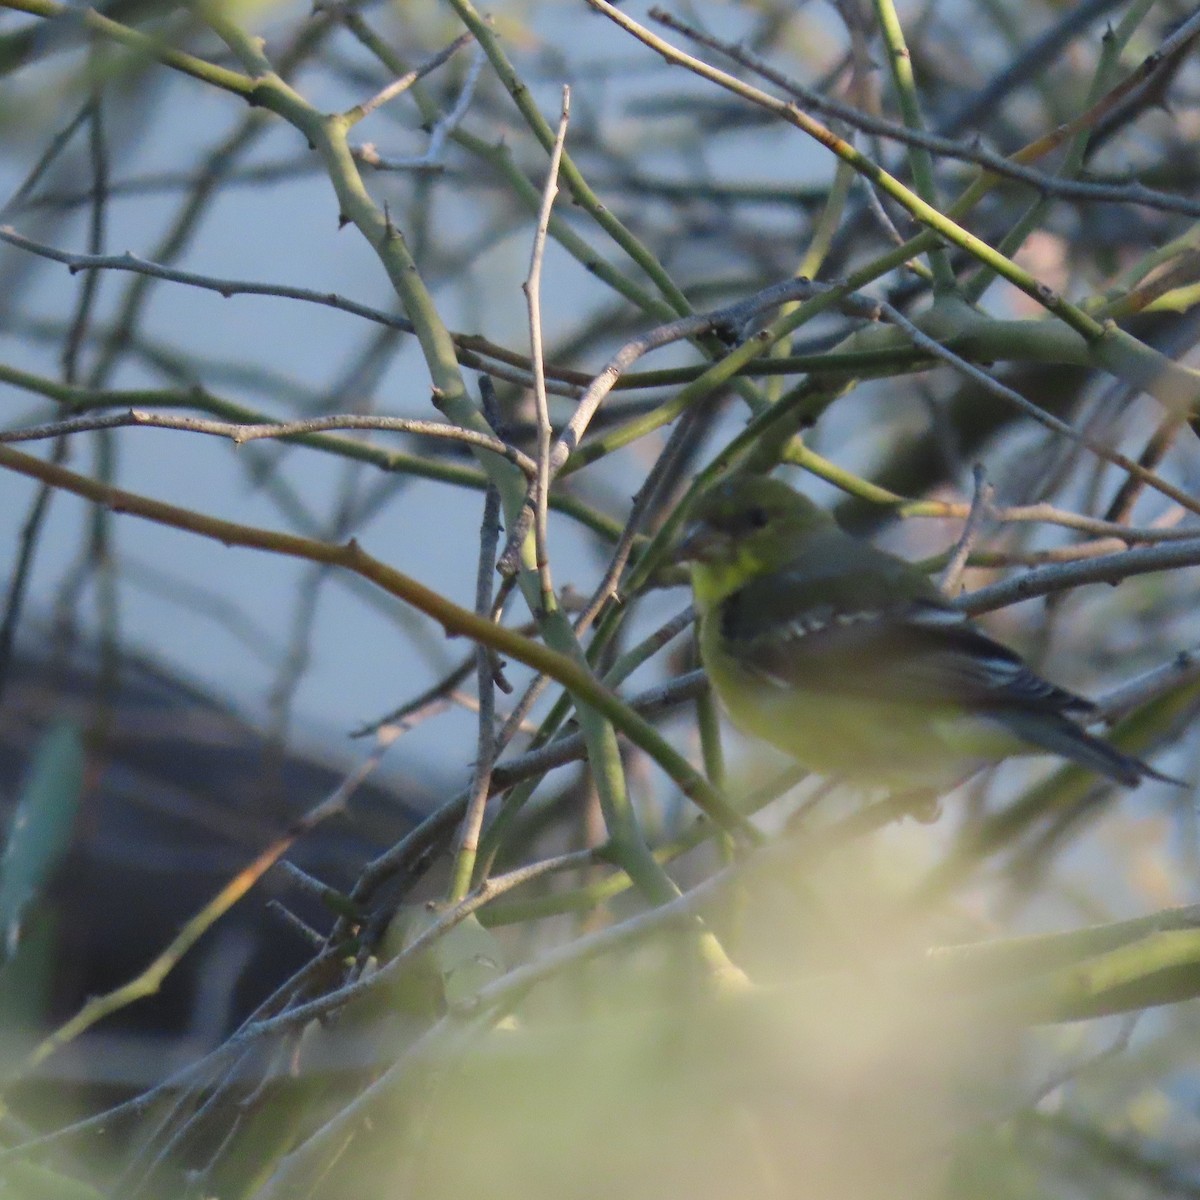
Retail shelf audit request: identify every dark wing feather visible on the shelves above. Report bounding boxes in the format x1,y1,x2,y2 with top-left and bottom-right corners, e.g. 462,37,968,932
719,546,1094,718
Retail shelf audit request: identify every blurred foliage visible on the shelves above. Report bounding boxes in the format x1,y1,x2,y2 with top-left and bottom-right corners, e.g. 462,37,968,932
2,0,1200,1196
0,721,82,962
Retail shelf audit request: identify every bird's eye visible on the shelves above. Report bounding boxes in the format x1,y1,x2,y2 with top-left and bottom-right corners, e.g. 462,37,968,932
746,507,769,529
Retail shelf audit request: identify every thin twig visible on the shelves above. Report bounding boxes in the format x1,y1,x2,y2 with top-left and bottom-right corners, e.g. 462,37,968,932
0,409,540,475
359,691,455,739
424,45,486,163
349,668,709,908
918,499,1194,545
0,225,582,396
939,464,994,595
939,0,1126,136
522,86,571,611
496,275,863,572
577,399,722,634
957,537,1200,615
0,101,92,221
448,486,503,902
345,31,474,124
188,846,604,1047
0,98,108,705
6,731,398,1082
351,581,518,738
1103,414,1187,525
818,284,1200,518
355,45,486,170
650,5,1200,219
1095,645,1200,723
0,442,753,838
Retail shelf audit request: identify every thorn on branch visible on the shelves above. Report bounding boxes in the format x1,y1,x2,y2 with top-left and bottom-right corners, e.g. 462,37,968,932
491,657,513,693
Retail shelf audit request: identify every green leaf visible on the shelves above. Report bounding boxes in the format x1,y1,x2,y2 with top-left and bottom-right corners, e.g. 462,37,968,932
0,721,85,963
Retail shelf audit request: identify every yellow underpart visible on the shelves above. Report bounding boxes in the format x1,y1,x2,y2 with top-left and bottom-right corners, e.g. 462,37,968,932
700,616,1027,792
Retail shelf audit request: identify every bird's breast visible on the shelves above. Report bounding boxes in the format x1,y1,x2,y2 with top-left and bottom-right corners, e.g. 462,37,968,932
700,615,1019,790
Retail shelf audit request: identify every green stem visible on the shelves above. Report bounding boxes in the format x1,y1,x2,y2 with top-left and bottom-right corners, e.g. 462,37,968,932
871,0,955,291
444,0,694,319
589,0,1106,341
0,441,759,843
0,362,625,540
962,5,1151,304
1,0,257,96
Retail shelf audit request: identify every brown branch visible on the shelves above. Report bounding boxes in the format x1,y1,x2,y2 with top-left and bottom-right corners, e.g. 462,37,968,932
0,442,753,838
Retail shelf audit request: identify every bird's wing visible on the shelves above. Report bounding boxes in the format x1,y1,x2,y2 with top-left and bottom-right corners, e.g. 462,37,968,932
719,552,1095,717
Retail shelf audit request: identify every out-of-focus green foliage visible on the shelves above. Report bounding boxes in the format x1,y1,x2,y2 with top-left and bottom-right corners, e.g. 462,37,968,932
2,0,1200,1195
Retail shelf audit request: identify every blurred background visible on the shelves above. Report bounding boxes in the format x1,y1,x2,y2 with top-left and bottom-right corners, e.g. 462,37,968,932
3,0,1200,1195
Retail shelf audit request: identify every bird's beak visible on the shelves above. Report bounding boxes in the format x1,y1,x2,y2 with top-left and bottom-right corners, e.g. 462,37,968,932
670,520,725,565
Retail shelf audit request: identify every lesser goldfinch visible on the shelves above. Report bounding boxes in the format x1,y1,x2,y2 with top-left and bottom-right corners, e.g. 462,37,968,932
673,474,1175,793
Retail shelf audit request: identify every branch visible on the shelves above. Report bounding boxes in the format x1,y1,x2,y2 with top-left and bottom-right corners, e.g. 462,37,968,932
652,6,1200,220
0,442,755,840
957,538,1200,615
343,31,473,125
522,86,571,611
0,0,258,97
0,409,539,476
0,225,585,397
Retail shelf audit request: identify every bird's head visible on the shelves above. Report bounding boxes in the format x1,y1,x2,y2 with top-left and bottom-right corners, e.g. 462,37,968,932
672,474,833,603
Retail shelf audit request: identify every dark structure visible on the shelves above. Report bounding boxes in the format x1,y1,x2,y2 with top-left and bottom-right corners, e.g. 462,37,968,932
0,640,433,1093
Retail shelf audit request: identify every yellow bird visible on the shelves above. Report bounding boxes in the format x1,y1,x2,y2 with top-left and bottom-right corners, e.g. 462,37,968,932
673,474,1176,795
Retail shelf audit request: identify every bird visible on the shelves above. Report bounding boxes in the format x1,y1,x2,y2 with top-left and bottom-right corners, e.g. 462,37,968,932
672,473,1178,797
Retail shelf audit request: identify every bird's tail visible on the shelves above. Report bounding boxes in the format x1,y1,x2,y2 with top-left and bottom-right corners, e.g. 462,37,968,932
990,710,1183,788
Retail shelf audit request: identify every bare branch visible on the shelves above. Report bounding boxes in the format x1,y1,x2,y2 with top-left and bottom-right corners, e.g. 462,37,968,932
520,85,571,607
651,6,1200,219
0,409,540,475
957,537,1200,615
939,464,994,595
344,32,474,125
